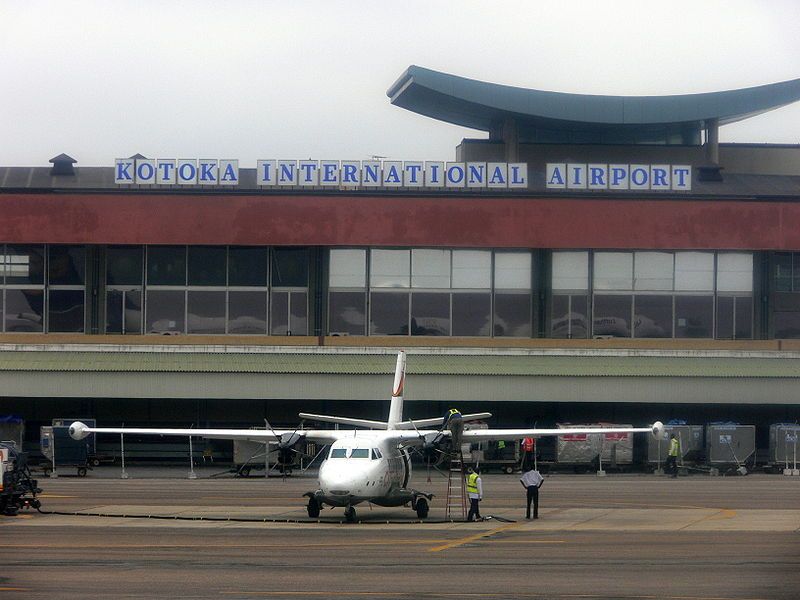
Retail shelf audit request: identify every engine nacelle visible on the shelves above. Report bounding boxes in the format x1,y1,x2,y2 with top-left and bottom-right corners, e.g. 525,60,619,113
651,421,666,439
69,421,91,440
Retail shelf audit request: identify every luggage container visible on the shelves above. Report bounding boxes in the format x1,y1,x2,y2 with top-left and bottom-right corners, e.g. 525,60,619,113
556,423,633,470
647,424,703,465
705,424,755,466
0,416,24,449
40,423,94,477
233,439,267,476
768,424,800,473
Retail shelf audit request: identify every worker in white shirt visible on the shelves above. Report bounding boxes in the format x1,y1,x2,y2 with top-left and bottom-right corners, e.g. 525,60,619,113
520,469,544,519
466,466,483,522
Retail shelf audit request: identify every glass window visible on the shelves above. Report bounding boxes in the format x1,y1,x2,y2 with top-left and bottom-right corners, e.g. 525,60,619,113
371,448,382,460
594,253,633,290
412,249,450,288
370,291,409,335
634,252,673,291
188,247,227,286
774,253,793,292
328,291,366,335
228,247,268,287
147,246,186,286
106,246,143,286
187,291,226,334
717,253,753,293
350,448,369,459
48,289,85,332
371,250,410,288
330,448,347,458
593,295,632,337
290,291,308,335
675,296,713,338
735,296,753,339
410,292,450,335
4,289,44,332
452,292,491,336
675,252,714,291
145,290,185,333
329,249,366,288
717,296,734,339
550,294,570,338
272,248,309,287
105,289,142,334
5,245,45,285
634,295,672,338
552,252,588,291
571,295,589,339
49,246,85,286
495,252,531,289
774,312,800,338
270,291,288,334
228,291,267,334
494,292,531,337
269,290,307,335
452,251,491,289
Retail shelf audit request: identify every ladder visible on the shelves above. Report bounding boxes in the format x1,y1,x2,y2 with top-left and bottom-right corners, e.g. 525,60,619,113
444,449,467,521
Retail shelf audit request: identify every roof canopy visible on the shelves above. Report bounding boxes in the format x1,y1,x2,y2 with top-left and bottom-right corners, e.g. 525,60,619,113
388,66,800,145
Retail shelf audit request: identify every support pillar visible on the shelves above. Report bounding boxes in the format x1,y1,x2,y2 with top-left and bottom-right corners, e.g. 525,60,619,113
705,118,719,164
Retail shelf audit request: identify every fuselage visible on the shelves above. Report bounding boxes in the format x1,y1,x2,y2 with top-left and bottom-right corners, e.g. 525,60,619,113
316,435,412,507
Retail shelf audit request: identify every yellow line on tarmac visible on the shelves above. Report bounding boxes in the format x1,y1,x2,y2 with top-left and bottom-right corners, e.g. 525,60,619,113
219,593,770,599
3,540,447,550
679,508,737,530
428,522,521,552
38,494,78,498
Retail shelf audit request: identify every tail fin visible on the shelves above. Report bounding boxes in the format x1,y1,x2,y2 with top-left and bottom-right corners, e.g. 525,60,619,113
387,351,406,430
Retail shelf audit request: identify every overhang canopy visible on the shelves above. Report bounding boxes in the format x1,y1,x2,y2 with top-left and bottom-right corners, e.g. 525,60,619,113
388,66,800,143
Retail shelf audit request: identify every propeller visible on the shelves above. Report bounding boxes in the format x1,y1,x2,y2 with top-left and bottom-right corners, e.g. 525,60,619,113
263,418,309,479
406,417,450,482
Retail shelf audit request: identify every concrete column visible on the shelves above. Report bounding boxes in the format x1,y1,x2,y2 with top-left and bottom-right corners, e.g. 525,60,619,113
705,118,719,164
502,118,519,162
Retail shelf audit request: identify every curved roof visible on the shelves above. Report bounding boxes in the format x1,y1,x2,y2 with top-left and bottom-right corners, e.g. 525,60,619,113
387,65,800,132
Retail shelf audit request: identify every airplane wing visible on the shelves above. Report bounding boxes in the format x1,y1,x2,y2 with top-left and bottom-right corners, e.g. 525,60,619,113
68,422,349,444
460,422,664,443
393,412,493,430
297,413,388,429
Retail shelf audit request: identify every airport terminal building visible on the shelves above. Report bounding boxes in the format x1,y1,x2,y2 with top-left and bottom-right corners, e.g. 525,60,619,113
2,66,800,458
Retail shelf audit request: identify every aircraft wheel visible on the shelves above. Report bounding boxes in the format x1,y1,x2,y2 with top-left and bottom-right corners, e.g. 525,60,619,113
344,506,356,522
415,497,429,519
307,497,321,518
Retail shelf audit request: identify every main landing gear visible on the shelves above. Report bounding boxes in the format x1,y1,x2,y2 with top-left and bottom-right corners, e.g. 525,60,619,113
413,497,429,519
344,505,357,522
306,496,321,518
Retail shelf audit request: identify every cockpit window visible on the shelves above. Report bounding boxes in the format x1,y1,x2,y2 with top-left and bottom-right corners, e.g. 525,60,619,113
371,448,382,460
350,448,369,459
330,448,348,458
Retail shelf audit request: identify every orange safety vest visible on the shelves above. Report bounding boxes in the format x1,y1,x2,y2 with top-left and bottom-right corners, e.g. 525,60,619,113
522,437,535,452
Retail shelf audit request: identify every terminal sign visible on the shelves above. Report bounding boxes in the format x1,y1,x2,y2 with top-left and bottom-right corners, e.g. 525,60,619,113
546,163,692,191
114,158,529,189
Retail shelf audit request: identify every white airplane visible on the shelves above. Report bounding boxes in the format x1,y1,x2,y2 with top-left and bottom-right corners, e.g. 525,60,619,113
69,351,664,522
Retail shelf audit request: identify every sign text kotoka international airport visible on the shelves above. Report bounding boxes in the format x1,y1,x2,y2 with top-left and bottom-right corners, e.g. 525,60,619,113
113,159,529,189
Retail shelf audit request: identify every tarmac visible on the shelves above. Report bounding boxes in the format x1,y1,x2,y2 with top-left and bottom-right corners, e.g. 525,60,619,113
1,466,798,599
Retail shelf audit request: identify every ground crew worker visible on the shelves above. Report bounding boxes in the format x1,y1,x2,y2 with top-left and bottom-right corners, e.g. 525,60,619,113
521,437,535,470
666,433,681,478
442,408,461,430
466,466,483,521
520,468,544,519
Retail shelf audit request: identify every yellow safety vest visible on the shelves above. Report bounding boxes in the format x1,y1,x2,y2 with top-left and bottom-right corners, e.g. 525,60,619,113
668,438,680,457
466,472,479,494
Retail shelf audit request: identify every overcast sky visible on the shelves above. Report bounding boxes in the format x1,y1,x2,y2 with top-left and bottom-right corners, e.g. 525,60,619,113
2,0,799,167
